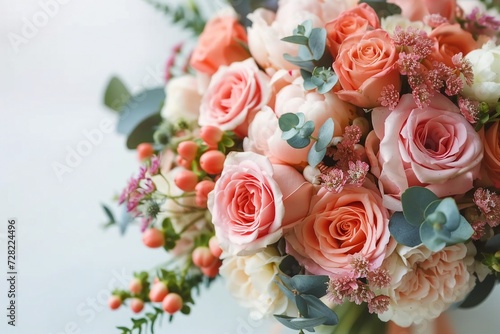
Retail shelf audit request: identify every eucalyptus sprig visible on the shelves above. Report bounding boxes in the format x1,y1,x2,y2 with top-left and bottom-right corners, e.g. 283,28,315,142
144,0,206,35
278,112,334,168
281,20,336,94
389,187,474,251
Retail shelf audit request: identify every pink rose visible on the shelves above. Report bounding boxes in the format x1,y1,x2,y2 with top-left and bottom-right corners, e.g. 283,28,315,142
387,0,456,22
248,0,357,71
333,29,401,108
285,182,390,276
326,3,380,58
366,93,483,211
199,59,271,138
208,152,314,256
254,80,357,166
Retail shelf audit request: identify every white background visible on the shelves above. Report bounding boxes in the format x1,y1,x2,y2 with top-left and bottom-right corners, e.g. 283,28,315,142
0,0,499,333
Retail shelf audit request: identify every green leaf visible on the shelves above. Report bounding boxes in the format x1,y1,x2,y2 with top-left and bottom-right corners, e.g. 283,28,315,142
485,234,500,253
302,294,339,326
299,121,315,138
279,255,302,277
275,278,296,302
360,1,401,19
316,118,334,151
117,87,165,149
282,128,299,140
279,113,300,131
282,35,309,45
401,187,439,226
459,274,496,308
389,212,422,247
104,76,131,112
291,275,329,298
308,143,326,168
274,314,326,331
101,203,115,226
433,198,461,230
283,54,315,72
308,28,327,61
287,135,311,149
449,216,474,243
419,217,447,252
296,295,309,317
302,70,316,91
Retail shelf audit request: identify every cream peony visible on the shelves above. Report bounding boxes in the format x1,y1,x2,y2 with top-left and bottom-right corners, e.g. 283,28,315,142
161,75,202,124
377,242,476,327
462,41,500,106
381,15,431,35
219,248,296,319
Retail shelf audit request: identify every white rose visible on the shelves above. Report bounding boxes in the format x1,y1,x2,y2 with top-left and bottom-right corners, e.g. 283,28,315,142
376,242,476,327
462,41,500,106
381,14,431,35
247,0,357,71
219,248,296,319
161,75,202,124
243,106,277,156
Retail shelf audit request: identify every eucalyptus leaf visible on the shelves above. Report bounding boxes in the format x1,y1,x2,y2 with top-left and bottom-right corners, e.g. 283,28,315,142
389,212,422,247
420,220,447,252
308,28,327,61
448,216,474,243
282,128,299,140
316,118,334,151
276,279,296,302
299,121,315,138
308,143,326,168
104,76,131,112
288,135,311,149
302,70,316,90
274,315,324,331
291,275,329,297
279,113,300,131
401,187,439,226
296,295,309,317
301,294,339,325
282,35,309,45
283,54,315,72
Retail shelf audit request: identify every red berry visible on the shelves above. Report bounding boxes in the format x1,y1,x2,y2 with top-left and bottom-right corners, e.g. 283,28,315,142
208,236,222,258
142,228,165,248
175,155,192,169
200,126,224,147
199,151,225,175
149,282,169,302
137,143,155,161
130,298,144,313
129,278,142,295
192,246,218,268
162,293,183,314
108,295,122,310
201,260,221,278
177,141,198,161
195,180,215,208
174,169,199,192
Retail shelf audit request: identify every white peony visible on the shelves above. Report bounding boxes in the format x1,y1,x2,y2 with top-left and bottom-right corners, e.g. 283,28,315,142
462,41,500,106
219,248,296,319
161,75,202,124
376,242,476,327
381,14,431,35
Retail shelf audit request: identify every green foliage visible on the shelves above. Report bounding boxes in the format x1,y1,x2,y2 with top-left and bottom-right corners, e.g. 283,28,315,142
459,274,497,308
360,0,401,19
281,20,336,93
274,273,337,332
143,0,206,35
161,218,180,250
389,187,474,252
101,203,116,228
104,77,131,112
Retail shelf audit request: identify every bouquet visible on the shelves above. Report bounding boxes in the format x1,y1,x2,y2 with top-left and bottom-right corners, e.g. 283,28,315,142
102,0,500,333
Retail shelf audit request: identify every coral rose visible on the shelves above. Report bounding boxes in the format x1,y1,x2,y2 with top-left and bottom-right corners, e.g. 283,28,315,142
285,182,391,276
387,0,456,22
199,58,271,138
190,15,249,75
483,121,500,188
333,29,401,108
366,94,483,211
326,3,380,58
429,24,477,67
208,152,314,256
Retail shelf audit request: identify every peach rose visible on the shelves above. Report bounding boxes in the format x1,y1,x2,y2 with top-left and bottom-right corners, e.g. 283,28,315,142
284,183,391,276
259,80,356,166
333,29,401,108
326,3,380,58
199,58,271,137
429,24,477,67
208,152,314,256
377,243,475,327
366,94,483,211
190,15,249,75
483,121,500,188
387,0,456,22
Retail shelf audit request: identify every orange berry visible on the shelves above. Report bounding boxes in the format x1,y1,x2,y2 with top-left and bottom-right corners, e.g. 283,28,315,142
194,180,215,208
192,246,218,268
208,236,222,258
137,143,155,161
142,228,165,248
162,293,183,314
108,295,122,310
174,169,199,192
175,155,192,169
129,278,142,295
130,298,144,313
199,150,225,175
177,141,198,161
200,126,224,147
201,260,221,278
149,282,169,302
